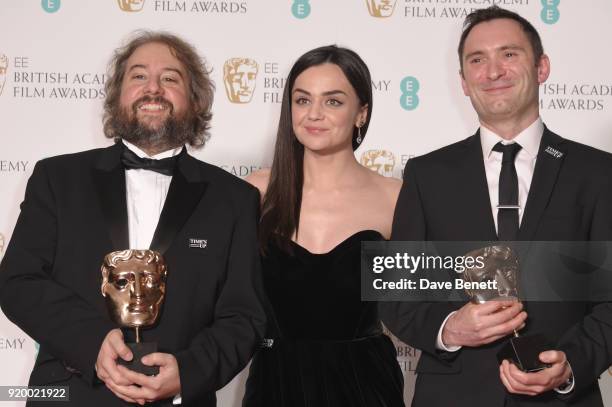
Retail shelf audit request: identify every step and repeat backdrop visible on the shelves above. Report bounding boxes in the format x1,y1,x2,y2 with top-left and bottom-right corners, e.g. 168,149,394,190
1,1,611,406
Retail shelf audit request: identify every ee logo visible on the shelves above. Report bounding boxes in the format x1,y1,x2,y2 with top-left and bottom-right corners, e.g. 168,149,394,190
292,0,310,19
400,76,420,111
41,0,61,13
541,0,559,25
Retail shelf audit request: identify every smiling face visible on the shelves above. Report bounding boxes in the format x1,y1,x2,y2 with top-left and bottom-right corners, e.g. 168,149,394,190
101,250,167,328
460,18,549,132
119,42,189,133
291,63,368,154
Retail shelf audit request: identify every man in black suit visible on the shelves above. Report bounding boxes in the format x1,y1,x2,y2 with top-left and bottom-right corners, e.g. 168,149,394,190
382,6,612,406
0,32,266,406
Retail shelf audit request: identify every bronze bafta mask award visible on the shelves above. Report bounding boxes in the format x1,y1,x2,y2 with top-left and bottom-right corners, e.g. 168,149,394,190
101,250,167,375
463,245,551,372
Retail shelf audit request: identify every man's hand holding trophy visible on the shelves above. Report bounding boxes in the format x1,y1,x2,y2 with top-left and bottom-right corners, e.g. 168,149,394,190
443,245,572,395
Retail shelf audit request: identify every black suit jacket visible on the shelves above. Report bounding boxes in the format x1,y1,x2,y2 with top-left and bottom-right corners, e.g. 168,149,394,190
0,142,267,406
382,127,612,406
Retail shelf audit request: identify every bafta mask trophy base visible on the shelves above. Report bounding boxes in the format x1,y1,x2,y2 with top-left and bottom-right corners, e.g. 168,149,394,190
117,327,159,376
101,249,168,376
464,245,552,373
497,332,552,373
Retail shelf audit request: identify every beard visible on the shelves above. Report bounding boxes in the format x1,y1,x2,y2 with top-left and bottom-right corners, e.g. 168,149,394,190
109,96,194,152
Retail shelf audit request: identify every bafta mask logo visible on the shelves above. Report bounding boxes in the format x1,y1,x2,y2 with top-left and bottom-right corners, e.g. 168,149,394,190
0,55,8,96
117,0,145,12
223,58,259,104
101,250,167,328
365,0,397,18
360,150,396,177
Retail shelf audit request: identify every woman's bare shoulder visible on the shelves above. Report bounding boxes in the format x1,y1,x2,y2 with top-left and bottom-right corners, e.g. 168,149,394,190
368,170,402,202
245,168,271,197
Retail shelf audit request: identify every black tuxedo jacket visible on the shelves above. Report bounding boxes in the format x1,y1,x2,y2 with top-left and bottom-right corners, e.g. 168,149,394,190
382,127,612,406
0,143,267,406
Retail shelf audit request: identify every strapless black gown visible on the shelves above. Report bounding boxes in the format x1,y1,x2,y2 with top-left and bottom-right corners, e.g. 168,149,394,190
243,230,404,407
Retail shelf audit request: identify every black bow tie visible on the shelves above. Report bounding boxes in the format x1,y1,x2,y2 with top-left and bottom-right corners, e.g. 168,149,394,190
121,146,184,176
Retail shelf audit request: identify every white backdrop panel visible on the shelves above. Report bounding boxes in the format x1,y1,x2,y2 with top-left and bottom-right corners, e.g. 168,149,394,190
1,1,611,406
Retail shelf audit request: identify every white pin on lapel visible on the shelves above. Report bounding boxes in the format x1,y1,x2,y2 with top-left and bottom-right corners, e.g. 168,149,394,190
544,146,563,158
189,238,207,249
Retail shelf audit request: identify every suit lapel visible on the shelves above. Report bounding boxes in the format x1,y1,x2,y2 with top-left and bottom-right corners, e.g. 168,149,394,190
92,143,129,250
518,127,566,241
462,132,498,241
149,153,207,254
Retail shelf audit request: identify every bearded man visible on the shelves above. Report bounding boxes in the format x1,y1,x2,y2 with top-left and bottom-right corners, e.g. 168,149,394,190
0,31,266,407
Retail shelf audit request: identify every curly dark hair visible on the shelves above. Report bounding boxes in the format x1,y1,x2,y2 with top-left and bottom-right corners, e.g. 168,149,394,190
103,30,214,148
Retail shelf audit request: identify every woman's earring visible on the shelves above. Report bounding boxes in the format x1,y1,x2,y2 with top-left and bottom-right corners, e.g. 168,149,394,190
356,120,365,144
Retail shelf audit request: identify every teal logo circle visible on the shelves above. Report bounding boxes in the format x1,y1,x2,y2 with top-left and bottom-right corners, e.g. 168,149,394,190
400,76,420,111
540,0,560,24
41,0,61,13
34,341,40,357
292,0,310,19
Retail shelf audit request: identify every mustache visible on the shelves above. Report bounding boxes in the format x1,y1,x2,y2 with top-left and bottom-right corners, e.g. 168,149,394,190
132,96,174,114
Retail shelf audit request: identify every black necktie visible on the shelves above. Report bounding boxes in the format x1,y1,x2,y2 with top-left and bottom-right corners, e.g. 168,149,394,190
493,142,522,241
121,146,183,176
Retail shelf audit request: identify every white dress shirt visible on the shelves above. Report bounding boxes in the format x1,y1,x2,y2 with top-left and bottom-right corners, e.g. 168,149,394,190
122,139,184,404
123,140,182,250
480,118,543,233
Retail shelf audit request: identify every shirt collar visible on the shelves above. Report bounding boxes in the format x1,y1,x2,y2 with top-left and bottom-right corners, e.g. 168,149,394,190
121,139,184,160
480,117,544,160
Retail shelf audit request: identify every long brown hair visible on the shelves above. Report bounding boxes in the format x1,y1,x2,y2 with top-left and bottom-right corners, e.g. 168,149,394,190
259,45,373,250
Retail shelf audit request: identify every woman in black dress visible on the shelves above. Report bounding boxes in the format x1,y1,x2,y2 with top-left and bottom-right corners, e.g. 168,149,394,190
243,45,404,407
